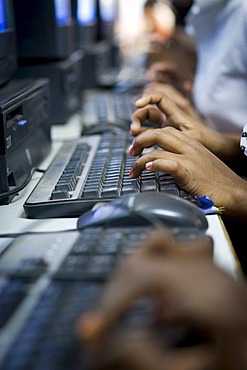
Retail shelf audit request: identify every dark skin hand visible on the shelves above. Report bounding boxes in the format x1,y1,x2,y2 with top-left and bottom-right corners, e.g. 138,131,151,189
129,90,244,171
128,126,247,221
77,231,247,370
143,83,201,120
146,61,193,97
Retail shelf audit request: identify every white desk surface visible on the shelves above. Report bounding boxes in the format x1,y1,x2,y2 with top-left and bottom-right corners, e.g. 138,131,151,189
0,114,241,279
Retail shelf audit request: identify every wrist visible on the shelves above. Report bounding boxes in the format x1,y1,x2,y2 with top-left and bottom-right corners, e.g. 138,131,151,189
216,328,247,370
225,178,247,222
214,284,247,369
216,136,242,165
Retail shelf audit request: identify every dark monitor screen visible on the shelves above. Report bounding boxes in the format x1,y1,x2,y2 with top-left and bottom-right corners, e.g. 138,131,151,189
98,0,116,22
13,0,75,60
97,0,117,40
54,0,72,26
71,0,97,47
0,0,6,31
77,0,97,26
0,0,17,86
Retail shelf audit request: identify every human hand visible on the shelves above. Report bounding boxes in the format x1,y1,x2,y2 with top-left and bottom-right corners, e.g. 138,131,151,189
143,83,199,119
130,88,197,136
130,91,241,164
77,231,247,370
146,61,193,96
129,127,247,218
130,89,209,137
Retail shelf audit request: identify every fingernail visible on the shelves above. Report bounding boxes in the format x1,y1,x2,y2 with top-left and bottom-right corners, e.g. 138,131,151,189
136,97,144,104
146,161,153,170
129,144,134,155
77,313,103,345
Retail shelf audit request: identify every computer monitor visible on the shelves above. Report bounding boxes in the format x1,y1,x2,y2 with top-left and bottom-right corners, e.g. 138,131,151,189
0,0,17,86
12,0,76,61
71,0,98,47
0,0,6,31
97,0,118,41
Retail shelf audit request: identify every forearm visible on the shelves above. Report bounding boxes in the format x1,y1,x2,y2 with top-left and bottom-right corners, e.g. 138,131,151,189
222,134,247,174
223,177,247,221
216,325,247,370
201,130,245,171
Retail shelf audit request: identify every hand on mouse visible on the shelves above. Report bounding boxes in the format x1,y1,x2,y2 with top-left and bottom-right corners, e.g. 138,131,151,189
129,127,247,221
77,230,247,370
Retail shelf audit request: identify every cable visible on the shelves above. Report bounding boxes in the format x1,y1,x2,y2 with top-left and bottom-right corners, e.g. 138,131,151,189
0,205,163,239
0,196,205,241
0,167,44,200
35,168,46,173
0,168,36,199
0,228,78,239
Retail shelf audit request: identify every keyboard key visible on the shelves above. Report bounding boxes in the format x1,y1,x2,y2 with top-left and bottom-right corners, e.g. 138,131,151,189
51,190,70,200
160,184,180,196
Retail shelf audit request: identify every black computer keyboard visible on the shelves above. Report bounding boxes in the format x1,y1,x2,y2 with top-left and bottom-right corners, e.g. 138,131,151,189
24,132,192,218
81,89,148,132
0,226,204,369
97,65,148,89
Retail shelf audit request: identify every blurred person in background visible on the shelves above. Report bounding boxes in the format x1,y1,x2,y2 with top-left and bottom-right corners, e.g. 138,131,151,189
146,0,247,135
172,0,193,25
144,0,196,98
139,0,247,267
143,0,176,44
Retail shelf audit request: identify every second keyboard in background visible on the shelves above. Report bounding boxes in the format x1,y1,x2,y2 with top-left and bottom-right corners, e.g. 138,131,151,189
80,89,155,133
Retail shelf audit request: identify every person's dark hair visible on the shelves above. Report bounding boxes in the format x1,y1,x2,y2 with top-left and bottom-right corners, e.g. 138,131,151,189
144,0,158,9
171,0,193,25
